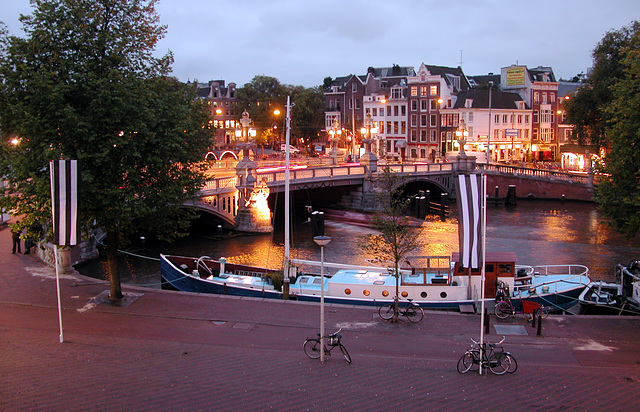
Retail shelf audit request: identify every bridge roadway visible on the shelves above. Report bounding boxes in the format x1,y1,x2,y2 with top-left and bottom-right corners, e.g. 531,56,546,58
189,158,594,226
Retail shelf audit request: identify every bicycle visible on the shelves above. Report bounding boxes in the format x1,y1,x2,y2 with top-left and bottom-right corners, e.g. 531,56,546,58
457,337,513,375
303,328,352,363
378,297,424,323
494,282,549,320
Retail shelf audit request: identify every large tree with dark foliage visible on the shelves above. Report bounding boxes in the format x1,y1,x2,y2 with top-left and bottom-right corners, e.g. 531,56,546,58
565,21,640,239
0,0,211,299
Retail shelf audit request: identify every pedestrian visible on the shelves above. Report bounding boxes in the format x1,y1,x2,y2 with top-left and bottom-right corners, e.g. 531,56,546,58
11,221,22,254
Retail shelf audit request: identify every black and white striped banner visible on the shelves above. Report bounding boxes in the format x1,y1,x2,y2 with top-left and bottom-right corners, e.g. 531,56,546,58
49,160,80,246
455,173,484,269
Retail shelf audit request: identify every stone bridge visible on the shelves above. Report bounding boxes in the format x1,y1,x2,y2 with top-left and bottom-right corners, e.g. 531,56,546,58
183,158,594,230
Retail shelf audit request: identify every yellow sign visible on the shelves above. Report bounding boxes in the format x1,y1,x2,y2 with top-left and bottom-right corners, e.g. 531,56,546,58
506,66,526,86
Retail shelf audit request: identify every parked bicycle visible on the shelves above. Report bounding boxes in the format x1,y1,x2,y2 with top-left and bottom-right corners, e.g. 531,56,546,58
378,297,424,322
457,336,515,375
303,328,351,363
494,281,549,320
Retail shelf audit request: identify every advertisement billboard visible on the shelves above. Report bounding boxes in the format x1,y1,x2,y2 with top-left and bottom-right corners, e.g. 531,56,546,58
506,66,526,86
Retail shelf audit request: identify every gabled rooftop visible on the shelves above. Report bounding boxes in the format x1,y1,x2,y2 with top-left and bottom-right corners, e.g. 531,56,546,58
453,89,528,110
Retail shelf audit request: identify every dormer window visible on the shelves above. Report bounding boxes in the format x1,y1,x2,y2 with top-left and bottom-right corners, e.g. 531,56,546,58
465,99,473,108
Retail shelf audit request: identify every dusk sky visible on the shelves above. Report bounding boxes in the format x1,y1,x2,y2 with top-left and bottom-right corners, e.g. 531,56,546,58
2,1,639,87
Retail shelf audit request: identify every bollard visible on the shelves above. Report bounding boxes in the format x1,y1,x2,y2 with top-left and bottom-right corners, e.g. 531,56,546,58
484,308,490,334
425,190,431,214
419,196,427,219
561,194,565,203
536,314,543,336
217,224,223,238
505,185,517,206
494,186,499,199
140,236,146,249
440,193,447,221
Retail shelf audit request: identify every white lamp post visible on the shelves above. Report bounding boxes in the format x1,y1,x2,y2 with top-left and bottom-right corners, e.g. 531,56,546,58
455,119,469,159
313,235,331,362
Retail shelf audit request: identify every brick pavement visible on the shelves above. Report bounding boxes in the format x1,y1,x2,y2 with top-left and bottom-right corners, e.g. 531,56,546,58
1,222,640,411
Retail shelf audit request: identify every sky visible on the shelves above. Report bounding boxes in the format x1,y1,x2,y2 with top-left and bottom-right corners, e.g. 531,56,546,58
1,0,639,88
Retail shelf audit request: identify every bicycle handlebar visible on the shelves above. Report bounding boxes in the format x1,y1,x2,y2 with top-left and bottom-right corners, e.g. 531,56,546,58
470,336,506,346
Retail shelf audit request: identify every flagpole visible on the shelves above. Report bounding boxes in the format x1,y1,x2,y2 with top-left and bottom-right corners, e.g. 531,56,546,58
54,246,64,343
478,173,487,374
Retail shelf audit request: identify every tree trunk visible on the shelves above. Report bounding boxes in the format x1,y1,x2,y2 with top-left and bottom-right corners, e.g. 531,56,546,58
107,230,123,300
394,262,400,322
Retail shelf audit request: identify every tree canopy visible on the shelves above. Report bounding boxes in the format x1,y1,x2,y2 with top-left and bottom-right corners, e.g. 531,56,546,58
236,75,324,150
357,167,423,320
565,21,640,238
0,0,211,298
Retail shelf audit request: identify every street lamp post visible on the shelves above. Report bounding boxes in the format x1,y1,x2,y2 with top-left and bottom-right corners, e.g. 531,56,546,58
313,235,331,362
359,113,378,173
455,119,469,159
328,118,342,164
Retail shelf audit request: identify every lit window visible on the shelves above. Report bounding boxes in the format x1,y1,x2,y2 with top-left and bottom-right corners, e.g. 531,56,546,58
382,290,389,297
363,290,370,296
430,85,438,95
401,291,408,298
344,288,351,295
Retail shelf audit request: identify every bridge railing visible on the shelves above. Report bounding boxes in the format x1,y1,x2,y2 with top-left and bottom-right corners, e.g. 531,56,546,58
477,163,591,185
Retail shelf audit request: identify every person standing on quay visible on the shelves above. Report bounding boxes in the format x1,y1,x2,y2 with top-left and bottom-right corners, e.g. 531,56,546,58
11,221,22,254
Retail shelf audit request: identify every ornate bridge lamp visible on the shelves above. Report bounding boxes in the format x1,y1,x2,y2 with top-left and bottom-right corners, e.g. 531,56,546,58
328,118,341,164
455,119,469,159
359,113,378,173
235,110,272,233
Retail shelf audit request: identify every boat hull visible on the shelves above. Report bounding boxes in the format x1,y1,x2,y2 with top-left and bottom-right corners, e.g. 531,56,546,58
160,255,584,311
160,255,282,299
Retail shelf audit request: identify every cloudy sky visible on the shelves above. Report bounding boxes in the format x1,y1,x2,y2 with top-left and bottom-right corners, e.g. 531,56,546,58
2,1,639,87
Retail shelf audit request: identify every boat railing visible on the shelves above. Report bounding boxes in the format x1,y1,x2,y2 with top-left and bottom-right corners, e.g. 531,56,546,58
513,264,590,294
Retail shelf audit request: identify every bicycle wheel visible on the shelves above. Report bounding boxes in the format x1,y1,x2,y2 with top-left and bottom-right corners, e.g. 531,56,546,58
378,304,395,320
536,306,549,319
488,352,511,375
457,351,476,374
339,344,352,363
406,306,424,323
505,353,518,373
303,339,321,359
494,301,511,319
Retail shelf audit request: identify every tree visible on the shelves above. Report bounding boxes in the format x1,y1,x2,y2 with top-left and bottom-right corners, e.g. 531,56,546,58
236,75,287,136
596,23,640,238
357,167,423,321
285,85,325,148
565,22,639,148
0,0,211,299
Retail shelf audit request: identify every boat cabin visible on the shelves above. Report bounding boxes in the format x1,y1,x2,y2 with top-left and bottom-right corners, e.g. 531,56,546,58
452,252,518,298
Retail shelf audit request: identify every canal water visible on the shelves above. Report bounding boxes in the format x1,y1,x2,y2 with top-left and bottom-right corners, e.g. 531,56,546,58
75,199,639,288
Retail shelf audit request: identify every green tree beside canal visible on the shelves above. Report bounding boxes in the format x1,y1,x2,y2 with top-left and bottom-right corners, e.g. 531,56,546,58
357,167,423,321
565,21,640,239
0,0,211,299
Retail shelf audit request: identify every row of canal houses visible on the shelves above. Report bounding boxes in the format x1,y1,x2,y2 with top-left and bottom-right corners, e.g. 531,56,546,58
325,64,590,170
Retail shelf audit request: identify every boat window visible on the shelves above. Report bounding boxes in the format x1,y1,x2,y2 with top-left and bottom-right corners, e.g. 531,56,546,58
440,291,447,298
498,264,511,273
373,280,385,285
382,290,389,297
401,291,408,298
363,290,371,296
312,278,322,285
298,276,309,284
420,291,428,298
486,264,495,273
344,288,351,295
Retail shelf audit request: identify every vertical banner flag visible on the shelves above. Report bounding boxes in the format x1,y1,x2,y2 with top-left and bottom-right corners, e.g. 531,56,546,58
455,174,483,268
49,160,80,246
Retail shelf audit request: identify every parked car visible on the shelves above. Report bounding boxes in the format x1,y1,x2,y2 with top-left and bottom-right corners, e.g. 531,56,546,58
280,144,300,154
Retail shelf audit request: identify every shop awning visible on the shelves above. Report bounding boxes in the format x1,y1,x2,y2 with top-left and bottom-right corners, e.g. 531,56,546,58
560,144,599,154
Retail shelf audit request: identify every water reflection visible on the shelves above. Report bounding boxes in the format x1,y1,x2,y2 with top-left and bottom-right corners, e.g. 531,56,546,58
76,200,639,287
